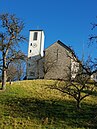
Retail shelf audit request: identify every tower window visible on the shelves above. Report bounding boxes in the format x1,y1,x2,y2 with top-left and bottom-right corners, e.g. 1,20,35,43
33,32,38,40
30,50,31,53
30,43,32,46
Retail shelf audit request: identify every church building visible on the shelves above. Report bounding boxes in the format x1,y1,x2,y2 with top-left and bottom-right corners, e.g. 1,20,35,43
26,30,79,80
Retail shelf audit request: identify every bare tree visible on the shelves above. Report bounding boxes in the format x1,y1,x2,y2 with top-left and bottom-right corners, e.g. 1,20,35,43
0,13,26,90
43,52,57,76
48,51,95,109
15,59,26,81
87,18,97,77
89,20,97,43
7,59,26,81
7,63,17,82
32,53,57,79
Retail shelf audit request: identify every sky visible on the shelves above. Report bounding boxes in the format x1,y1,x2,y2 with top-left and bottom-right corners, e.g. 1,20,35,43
0,0,97,60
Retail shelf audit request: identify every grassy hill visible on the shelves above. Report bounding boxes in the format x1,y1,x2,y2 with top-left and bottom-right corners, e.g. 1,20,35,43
0,80,97,129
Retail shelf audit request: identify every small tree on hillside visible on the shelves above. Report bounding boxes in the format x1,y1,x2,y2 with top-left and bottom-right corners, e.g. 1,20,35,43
7,59,26,81
49,52,95,109
0,13,26,90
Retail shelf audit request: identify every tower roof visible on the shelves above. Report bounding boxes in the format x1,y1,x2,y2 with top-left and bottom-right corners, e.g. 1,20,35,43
29,30,44,31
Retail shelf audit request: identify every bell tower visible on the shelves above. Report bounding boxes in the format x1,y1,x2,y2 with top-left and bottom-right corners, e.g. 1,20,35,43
28,30,44,57
27,30,45,79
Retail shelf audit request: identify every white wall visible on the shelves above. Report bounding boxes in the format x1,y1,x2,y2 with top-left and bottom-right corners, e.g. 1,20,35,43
71,58,79,78
28,30,44,57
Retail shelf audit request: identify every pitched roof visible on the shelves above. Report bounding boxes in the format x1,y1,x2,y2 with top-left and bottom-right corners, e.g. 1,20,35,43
56,40,73,53
45,40,77,58
46,40,73,52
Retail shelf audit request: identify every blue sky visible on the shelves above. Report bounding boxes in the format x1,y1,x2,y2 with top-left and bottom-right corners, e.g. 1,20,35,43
0,0,97,60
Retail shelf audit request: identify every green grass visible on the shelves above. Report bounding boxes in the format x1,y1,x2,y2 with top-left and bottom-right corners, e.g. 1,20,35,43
0,80,97,129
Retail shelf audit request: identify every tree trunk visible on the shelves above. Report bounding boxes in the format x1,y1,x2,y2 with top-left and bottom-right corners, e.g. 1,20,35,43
1,55,7,90
2,69,6,90
76,97,81,110
76,92,81,109
76,100,80,109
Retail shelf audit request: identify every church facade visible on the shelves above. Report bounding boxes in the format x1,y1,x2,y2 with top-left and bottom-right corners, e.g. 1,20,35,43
26,30,78,80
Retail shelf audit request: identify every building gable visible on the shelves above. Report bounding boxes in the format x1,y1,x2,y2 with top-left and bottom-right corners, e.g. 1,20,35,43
44,40,72,80
46,40,72,53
